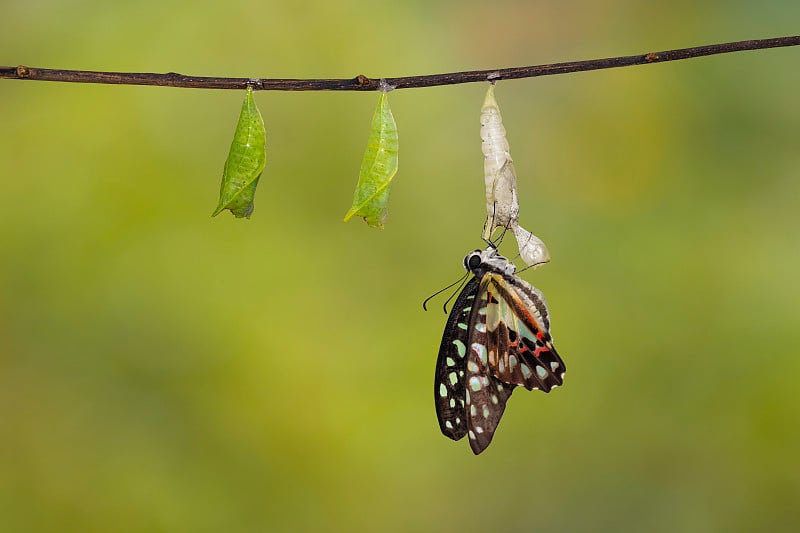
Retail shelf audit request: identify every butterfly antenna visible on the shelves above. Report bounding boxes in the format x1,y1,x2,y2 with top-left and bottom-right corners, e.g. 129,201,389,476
441,275,470,314
422,272,468,312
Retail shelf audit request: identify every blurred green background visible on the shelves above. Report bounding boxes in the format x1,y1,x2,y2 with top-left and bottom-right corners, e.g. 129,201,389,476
1,1,799,531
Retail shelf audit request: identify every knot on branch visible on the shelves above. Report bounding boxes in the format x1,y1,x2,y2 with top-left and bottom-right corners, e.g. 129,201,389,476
354,74,373,88
16,65,30,78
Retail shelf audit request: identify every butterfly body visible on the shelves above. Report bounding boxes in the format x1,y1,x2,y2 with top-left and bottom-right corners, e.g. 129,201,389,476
434,247,565,454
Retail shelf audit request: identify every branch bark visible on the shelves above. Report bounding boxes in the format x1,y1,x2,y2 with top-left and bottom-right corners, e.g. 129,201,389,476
1,36,798,91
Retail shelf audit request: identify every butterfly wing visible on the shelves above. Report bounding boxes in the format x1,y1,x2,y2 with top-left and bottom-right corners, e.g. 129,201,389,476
436,269,565,454
434,278,478,441
481,274,566,392
463,332,516,454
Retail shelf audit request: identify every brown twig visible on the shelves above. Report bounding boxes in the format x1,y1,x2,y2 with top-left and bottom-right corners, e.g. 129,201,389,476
1,36,798,91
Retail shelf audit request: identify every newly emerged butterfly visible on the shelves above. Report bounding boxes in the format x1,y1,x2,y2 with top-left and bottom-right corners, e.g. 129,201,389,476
434,246,565,454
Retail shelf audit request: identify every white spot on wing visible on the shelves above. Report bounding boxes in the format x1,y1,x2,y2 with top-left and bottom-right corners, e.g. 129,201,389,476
471,343,488,364
453,339,467,358
469,377,482,392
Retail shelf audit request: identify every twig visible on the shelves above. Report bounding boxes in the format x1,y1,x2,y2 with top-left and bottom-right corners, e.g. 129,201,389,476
1,36,798,91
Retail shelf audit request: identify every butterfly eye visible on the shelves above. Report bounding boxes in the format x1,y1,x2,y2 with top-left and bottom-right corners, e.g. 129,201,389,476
467,254,483,271
463,252,481,271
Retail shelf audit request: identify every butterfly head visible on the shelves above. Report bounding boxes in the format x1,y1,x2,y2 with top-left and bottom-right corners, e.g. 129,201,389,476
463,247,516,278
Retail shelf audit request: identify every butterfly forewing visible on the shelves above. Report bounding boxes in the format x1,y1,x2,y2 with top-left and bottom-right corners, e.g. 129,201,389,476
434,278,479,441
484,275,566,392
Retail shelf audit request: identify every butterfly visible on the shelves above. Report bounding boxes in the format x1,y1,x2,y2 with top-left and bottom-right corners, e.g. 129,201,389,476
434,246,566,454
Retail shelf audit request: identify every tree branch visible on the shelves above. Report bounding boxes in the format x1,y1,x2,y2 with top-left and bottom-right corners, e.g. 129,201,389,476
1,36,798,91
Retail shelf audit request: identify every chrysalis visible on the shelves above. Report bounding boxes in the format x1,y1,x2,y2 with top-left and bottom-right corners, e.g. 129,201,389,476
511,223,550,266
480,83,519,240
212,86,266,218
480,84,549,267
343,82,399,229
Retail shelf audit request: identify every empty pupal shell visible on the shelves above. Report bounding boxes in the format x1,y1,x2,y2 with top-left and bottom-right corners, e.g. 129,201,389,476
512,223,550,267
480,84,519,240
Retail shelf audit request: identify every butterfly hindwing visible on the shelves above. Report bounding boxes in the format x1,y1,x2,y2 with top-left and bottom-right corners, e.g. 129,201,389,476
434,278,479,441
505,275,566,390
483,274,566,392
463,314,515,453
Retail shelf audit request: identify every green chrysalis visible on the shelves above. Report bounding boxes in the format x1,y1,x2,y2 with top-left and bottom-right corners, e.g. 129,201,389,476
212,86,266,218
343,86,398,228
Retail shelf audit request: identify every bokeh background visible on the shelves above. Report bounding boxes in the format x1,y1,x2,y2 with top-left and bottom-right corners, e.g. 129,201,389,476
1,1,799,531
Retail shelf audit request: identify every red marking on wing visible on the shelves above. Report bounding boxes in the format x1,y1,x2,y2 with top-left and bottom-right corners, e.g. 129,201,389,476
505,290,545,335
